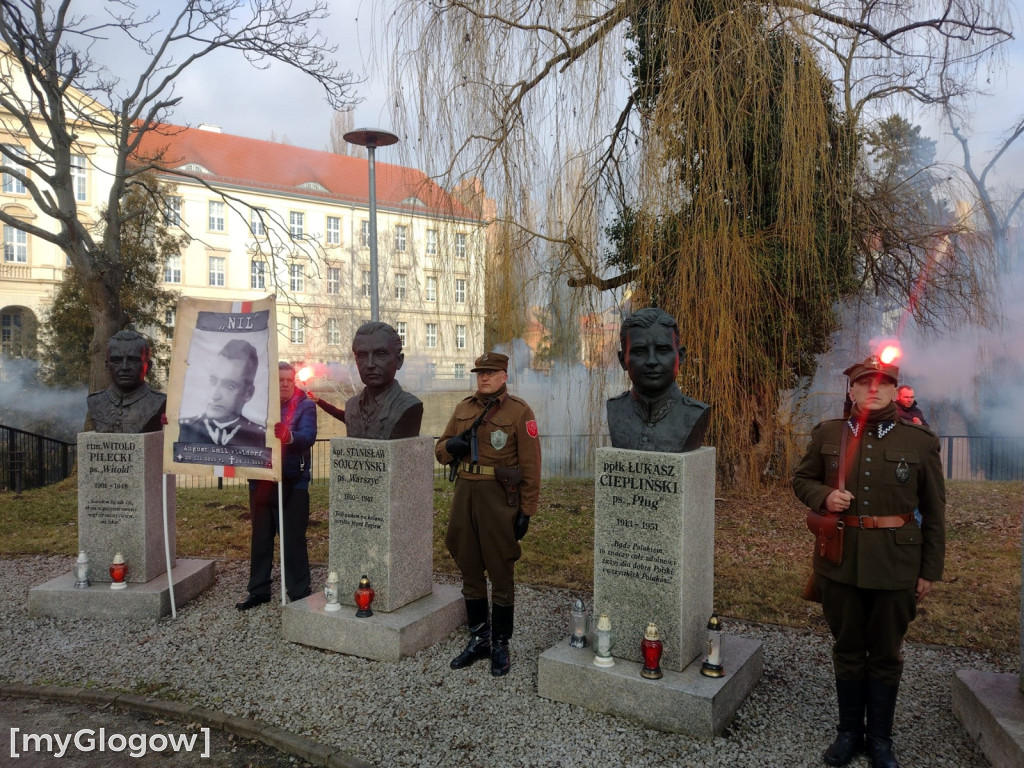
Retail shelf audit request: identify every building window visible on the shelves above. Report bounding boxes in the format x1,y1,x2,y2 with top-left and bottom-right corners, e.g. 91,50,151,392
70,153,87,201
425,322,437,348
289,263,304,292
394,225,407,252
327,266,341,295
2,145,26,194
455,278,467,303
289,211,304,239
208,201,225,232
250,209,265,236
425,276,437,302
426,229,438,255
3,226,27,262
394,273,407,299
164,255,182,283
456,324,467,349
361,270,371,297
326,216,341,245
208,256,225,286
250,260,266,289
165,196,182,226
360,220,370,247
455,232,467,259
454,363,466,379
1,311,22,350
163,309,175,340
395,321,407,347
327,317,341,346
290,316,305,344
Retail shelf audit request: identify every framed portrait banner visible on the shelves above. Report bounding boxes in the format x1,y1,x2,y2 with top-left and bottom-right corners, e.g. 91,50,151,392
163,295,281,481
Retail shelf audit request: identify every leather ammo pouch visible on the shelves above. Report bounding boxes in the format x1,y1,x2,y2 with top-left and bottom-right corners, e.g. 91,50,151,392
493,466,523,507
806,510,844,566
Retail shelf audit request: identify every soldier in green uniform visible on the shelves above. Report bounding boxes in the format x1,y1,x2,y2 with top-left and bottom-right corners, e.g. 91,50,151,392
435,352,541,677
793,355,945,768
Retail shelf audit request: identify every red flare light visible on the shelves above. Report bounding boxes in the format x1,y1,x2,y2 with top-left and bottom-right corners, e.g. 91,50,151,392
297,366,315,383
879,345,901,365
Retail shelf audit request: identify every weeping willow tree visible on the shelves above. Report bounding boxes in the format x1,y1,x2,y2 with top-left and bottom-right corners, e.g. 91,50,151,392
382,0,1010,484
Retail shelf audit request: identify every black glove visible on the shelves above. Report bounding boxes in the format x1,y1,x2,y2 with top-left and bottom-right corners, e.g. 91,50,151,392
513,511,530,541
445,433,471,460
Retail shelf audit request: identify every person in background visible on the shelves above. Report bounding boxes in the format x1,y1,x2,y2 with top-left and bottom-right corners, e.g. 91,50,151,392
236,362,318,610
894,385,929,427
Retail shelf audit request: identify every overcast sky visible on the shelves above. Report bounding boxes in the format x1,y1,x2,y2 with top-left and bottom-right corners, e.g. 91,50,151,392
85,1,1022,193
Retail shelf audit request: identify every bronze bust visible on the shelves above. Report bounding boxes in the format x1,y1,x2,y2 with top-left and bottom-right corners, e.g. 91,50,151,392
606,308,710,453
86,330,166,433
343,322,423,440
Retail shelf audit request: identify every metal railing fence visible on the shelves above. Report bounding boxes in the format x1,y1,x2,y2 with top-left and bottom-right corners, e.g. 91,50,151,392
0,425,76,492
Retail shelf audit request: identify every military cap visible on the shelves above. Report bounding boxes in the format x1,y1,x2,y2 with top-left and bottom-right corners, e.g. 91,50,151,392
471,352,509,372
843,355,899,384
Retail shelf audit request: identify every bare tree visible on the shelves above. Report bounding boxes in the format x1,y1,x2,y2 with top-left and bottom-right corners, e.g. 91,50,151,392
327,109,365,157
382,0,1011,483
0,0,356,391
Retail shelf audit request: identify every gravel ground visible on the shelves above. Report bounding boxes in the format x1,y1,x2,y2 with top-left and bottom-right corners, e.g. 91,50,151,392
1,555,1015,768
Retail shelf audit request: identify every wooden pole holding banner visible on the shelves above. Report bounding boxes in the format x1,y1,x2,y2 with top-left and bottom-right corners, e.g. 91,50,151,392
162,473,177,619
278,481,287,606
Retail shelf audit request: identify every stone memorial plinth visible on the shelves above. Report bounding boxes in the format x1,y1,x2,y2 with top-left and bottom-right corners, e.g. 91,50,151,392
952,524,1024,767
78,431,173,583
283,435,464,660
593,445,716,670
538,445,762,736
28,431,215,620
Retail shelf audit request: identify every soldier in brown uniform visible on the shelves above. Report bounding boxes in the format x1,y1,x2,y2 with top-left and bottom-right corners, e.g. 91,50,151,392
435,352,541,677
793,355,945,768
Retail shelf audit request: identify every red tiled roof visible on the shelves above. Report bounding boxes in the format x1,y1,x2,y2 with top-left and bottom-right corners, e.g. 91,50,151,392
133,124,478,219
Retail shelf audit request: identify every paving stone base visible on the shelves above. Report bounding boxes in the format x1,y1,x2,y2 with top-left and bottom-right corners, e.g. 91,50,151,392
28,559,216,620
952,669,1024,768
537,633,763,738
282,583,466,662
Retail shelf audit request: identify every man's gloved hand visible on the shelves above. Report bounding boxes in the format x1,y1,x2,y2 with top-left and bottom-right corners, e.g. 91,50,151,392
445,433,470,460
513,511,530,541
274,422,291,443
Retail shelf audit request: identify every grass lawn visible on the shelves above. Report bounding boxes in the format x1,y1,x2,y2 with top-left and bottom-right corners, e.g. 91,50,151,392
2,475,1019,655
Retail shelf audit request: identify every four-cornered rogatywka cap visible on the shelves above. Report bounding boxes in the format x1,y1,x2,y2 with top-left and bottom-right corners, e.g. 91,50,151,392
843,355,899,385
471,352,509,373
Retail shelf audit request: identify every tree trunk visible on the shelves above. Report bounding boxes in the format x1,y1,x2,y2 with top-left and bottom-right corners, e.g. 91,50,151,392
84,269,129,394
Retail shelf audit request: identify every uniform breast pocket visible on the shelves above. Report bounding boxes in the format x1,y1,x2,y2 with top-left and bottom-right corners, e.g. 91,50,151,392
884,449,919,487
821,443,841,486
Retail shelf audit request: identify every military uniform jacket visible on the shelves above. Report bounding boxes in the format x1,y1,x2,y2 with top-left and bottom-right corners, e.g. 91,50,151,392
792,409,945,591
435,390,541,515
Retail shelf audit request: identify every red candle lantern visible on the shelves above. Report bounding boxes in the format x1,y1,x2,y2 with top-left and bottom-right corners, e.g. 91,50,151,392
354,575,375,617
109,552,128,590
640,622,664,679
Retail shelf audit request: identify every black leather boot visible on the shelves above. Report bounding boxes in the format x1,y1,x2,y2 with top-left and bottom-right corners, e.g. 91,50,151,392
865,678,901,768
450,598,490,669
490,603,514,677
823,677,865,766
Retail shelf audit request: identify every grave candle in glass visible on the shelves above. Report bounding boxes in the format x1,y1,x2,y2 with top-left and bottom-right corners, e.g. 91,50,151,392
324,570,341,612
109,552,128,590
354,575,375,618
640,622,664,679
593,613,615,667
569,598,589,648
73,551,90,589
700,614,725,678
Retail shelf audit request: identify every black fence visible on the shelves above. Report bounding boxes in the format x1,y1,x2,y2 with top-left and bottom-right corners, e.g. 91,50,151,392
0,425,77,492
5,429,1018,493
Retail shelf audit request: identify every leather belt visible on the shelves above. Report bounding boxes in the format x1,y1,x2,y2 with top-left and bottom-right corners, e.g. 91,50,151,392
459,462,496,476
840,513,913,529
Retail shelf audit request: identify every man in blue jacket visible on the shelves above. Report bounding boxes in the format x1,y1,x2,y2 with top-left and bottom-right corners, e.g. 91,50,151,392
236,362,319,609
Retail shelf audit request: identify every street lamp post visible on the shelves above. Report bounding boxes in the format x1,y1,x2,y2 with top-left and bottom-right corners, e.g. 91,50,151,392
344,128,399,322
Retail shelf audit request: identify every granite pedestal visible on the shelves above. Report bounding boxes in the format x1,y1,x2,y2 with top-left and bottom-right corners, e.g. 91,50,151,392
29,559,216,620
537,446,762,735
951,524,1024,767
538,634,763,737
28,431,215,619
284,435,464,659
78,431,175,583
